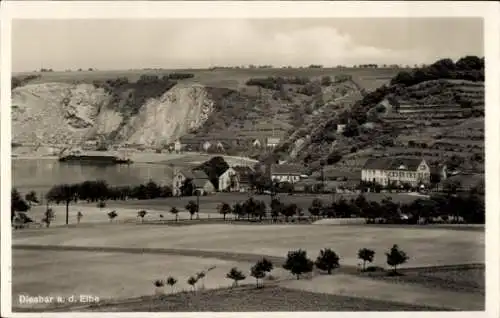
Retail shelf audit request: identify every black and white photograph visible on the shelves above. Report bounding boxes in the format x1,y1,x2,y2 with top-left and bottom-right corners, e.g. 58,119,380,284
1,1,499,316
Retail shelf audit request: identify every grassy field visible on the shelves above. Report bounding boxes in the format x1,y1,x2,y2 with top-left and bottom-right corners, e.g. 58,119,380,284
15,67,402,91
13,223,484,269
12,222,484,311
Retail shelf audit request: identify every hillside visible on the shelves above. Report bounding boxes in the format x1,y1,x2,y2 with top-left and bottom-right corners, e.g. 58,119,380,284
12,58,483,174
12,78,213,150
12,67,397,156
273,56,485,174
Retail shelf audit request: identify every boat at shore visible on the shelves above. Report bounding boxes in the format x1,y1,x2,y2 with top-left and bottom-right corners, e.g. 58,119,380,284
58,154,133,165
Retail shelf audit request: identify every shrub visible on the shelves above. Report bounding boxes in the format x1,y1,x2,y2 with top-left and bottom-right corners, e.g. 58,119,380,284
282,249,314,280
137,210,147,223
357,248,376,271
166,276,177,293
107,210,118,222
315,248,340,274
250,265,266,288
226,267,246,287
386,244,409,274
187,276,198,291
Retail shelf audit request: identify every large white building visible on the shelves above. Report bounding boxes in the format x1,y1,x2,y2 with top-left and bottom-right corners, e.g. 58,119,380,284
218,166,254,192
267,164,304,184
361,158,433,187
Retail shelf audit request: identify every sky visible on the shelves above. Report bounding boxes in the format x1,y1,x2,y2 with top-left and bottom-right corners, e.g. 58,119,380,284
11,18,483,72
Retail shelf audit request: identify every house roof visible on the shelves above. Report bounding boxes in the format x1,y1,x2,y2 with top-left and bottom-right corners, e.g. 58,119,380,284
181,169,209,180
271,164,304,175
362,158,424,171
193,178,212,188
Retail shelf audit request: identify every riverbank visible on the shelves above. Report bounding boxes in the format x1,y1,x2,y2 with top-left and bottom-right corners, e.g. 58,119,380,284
12,150,258,166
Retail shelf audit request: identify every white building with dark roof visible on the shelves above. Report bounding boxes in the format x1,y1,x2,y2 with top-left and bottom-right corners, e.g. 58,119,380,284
268,164,305,184
361,158,432,187
172,169,215,196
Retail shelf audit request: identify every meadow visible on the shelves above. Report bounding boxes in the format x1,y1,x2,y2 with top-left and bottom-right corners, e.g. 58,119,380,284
15,67,402,91
12,222,484,311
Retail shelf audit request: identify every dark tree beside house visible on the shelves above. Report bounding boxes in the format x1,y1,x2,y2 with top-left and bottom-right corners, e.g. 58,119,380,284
185,200,198,220
196,156,230,191
46,183,79,225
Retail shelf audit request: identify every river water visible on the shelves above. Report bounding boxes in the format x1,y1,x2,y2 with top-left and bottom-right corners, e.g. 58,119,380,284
12,159,174,196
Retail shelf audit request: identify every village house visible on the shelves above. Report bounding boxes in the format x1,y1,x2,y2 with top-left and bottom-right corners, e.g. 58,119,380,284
268,164,304,184
361,158,433,187
172,169,215,196
215,141,225,152
218,167,237,192
218,166,254,192
252,139,262,148
202,141,212,152
336,124,346,134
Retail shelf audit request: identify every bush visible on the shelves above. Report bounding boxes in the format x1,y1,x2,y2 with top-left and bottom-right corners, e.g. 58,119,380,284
226,267,246,287
386,244,409,274
315,248,340,274
282,249,314,280
357,248,375,271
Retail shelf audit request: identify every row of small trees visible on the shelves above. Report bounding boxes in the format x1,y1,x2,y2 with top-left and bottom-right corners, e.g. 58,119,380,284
209,191,484,225
153,245,409,295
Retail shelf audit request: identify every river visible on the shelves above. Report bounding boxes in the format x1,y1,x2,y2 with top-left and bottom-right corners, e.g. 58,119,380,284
12,159,174,196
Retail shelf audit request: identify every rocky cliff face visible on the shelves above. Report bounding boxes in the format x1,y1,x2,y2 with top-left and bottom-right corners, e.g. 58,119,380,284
11,82,215,148
117,84,214,147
